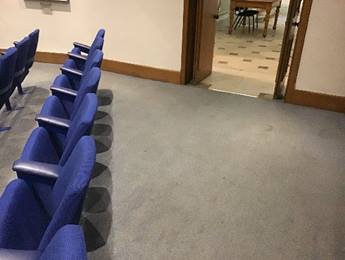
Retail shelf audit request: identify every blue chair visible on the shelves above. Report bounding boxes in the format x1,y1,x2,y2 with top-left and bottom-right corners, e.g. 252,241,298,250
67,36,104,72
13,36,31,95
0,47,18,111
0,225,87,259
13,93,98,178
0,136,96,251
72,28,105,56
26,29,40,71
59,49,103,91
49,67,101,120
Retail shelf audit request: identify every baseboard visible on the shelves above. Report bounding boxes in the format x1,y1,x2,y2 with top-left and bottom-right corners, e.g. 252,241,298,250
30,51,181,84
285,89,345,113
35,51,68,64
102,59,181,84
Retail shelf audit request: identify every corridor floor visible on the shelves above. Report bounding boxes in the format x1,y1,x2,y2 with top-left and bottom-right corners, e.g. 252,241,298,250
0,63,344,260
203,2,289,97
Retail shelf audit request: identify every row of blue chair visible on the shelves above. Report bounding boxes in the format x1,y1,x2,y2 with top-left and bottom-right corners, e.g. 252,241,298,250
0,29,105,259
0,30,40,111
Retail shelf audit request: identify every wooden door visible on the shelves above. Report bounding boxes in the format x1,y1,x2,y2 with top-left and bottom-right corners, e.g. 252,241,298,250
274,0,303,98
192,0,219,83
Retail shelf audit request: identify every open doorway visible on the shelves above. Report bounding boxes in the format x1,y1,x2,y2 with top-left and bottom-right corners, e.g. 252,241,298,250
182,0,306,100
203,0,290,98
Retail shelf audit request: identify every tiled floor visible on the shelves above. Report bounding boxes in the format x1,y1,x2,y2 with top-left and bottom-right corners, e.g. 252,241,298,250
203,3,289,98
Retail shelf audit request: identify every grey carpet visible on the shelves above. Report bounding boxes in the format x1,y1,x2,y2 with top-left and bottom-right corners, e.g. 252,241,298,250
0,63,344,260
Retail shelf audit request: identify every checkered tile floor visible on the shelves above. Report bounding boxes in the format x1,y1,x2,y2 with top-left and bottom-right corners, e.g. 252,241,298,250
202,4,289,98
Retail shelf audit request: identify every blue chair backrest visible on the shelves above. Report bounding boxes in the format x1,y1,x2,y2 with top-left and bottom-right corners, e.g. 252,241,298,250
83,48,104,74
92,29,105,51
38,136,96,250
71,67,101,119
96,29,106,39
27,29,40,68
14,37,30,77
39,225,86,259
59,93,98,165
0,48,17,95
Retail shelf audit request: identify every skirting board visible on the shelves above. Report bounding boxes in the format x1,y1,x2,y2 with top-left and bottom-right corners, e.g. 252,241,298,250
35,51,68,64
285,89,345,113
33,51,181,84
102,59,181,84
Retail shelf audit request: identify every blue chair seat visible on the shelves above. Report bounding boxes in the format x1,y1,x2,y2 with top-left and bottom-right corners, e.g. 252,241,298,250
58,49,103,91
1,137,96,251
50,67,101,118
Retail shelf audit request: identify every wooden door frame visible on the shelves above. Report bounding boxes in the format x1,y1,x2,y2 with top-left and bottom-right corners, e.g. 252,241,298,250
181,0,307,88
180,0,344,112
180,0,198,84
284,0,345,112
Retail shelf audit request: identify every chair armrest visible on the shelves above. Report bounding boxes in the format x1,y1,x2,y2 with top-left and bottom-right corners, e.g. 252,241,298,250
68,52,87,62
73,42,91,54
35,115,71,134
60,67,83,79
51,86,78,99
12,160,59,180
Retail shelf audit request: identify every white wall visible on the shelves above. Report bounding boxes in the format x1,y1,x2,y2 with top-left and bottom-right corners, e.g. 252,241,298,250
0,0,184,71
219,0,229,15
295,0,345,97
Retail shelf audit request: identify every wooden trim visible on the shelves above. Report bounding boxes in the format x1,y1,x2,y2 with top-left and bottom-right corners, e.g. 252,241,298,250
0,50,181,84
285,0,313,99
285,0,345,113
285,90,345,113
180,0,190,84
180,0,197,84
101,59,181,84
35,51,68,64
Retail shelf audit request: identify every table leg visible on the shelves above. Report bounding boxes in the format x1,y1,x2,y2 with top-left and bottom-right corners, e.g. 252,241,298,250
228,4,236,34
263,6,272,37
273,4,281,30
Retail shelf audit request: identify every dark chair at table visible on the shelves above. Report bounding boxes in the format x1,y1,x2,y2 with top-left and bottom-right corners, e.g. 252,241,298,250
234,8,259,33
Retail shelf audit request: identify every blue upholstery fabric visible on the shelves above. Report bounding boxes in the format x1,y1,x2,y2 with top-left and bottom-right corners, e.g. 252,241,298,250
39,225,87,260
15,93,97,204
72,35,105,57
50,67,101,119
13,37,31,91
0,225,86,260
72,28,105,56
37,93,98,164
96,28,106,40
0,179,50,250
0,137,96,251
26,29,40,70
60,49,103,90
38,136,96,250
0,48,17,108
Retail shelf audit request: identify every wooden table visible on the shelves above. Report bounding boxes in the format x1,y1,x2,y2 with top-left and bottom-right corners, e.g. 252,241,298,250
228,0,282,37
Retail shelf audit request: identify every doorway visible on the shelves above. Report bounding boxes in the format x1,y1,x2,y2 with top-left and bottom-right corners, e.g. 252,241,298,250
182,0,306,100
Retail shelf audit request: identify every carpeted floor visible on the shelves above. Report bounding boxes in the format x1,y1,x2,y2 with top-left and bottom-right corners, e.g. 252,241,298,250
0,63,344,260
